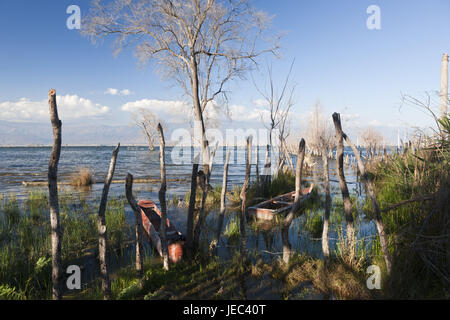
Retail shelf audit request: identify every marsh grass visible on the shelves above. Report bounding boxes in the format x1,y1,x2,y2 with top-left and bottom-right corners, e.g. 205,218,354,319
0,190,130,299
70,168,95,187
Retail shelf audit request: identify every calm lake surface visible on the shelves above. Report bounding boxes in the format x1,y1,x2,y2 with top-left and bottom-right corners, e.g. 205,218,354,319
0,146,378,260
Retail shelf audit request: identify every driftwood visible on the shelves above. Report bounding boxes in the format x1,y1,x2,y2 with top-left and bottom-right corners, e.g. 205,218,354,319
332,112,355,261
240,136,252,257
22,177,187,187
211,149,231,255
125,173,144,287
321,143,331,261
157,124,169,271
282,139,305,264
381,195,435,213
343,133,392,274
48,89,63,300
97,143,120,300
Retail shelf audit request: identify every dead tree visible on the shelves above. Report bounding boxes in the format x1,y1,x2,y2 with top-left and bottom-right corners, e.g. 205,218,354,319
281,139,305,264
343,133,392,274
48,89,63,300
97,143,120,300
211,149,231,255
125,174,144,287
332,113,355,262
240,136,252,257
320,141,331,261
157,124,170,271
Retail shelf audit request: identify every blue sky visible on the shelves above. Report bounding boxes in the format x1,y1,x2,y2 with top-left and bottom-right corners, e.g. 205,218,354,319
0,0,449,144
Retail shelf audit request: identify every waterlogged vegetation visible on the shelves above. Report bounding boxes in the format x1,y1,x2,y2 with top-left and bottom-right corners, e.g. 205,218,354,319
0,189,130,299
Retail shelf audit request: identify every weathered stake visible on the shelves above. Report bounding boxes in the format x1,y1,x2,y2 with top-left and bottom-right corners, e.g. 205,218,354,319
282,139,305,264
157,124,170,271
332,112,355,262
211,149,231,255
186,160,199,260
193,143,218,250
343,133,392,274
125,174,144,286
98,143,120,300
240,137,252,257
48,89,63,300
321,142,331,261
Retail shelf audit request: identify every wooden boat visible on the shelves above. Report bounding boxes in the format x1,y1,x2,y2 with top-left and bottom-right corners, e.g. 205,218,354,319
247,184,314,221
138,200,185,263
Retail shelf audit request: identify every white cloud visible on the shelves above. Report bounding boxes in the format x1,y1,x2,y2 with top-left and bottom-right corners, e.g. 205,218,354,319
0,95,110,122
253,99,269,107
105,88,132,96
121,99,191,123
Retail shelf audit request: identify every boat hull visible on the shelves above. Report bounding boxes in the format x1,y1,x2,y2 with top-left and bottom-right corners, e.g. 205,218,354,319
247,185,314,221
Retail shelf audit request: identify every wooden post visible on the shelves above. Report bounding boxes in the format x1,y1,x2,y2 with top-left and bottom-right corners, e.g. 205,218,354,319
343,133,392,274
240,136,252,257
255,144,260,184
48,89,63,300
282,139,305,264
321,143,331,261
157,124,170,271
193,143,218,249
186,159,199,259
440,53,449,119
211,149,231,255
125,174,144,286
332,112,355,262
97,143,120,300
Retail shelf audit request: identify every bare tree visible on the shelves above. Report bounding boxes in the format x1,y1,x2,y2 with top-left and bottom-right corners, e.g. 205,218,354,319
83,0,278,175
361,127,384,159
306,101,333,156
254,60,296,173
97,143,120,299
48,89,63,300
132,108,159,151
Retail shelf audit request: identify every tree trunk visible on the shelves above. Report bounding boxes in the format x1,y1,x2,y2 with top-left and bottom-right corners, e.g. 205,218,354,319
343,133,392,274
282,139,305,264
240,137,252,257
186,162,199,260
321,146,331,261
157,124,170,271
125,174,144,286
332,112,355,262
212,149,231,255
47,89,63,300
97,143,120,300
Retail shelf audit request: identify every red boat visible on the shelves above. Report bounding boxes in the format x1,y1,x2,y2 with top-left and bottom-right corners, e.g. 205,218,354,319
138,200,185,263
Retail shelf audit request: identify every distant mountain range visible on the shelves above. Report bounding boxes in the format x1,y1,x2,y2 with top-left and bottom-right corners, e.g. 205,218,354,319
0,120,145,146
0,120,414,147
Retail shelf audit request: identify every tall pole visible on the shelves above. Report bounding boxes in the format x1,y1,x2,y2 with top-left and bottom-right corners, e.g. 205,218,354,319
440,53,449,119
